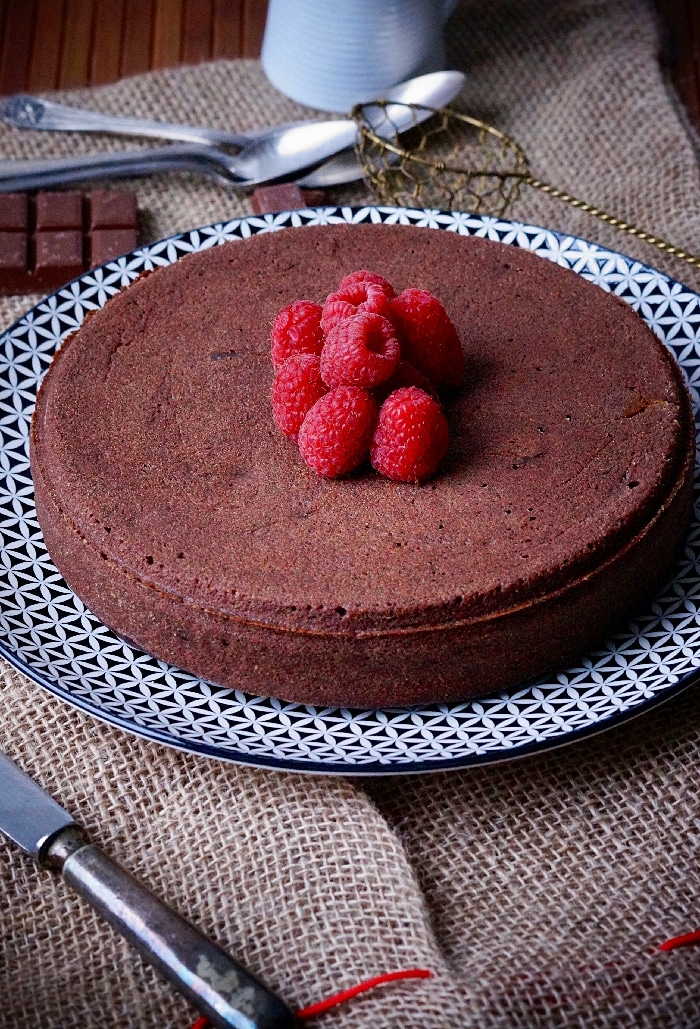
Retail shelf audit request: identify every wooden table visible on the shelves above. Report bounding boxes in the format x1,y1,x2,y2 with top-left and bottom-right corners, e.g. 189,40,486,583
0,0,698,131
0,1,268,94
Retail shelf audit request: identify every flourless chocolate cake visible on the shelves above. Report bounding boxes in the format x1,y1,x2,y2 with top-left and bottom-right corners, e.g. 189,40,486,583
30,224,695,707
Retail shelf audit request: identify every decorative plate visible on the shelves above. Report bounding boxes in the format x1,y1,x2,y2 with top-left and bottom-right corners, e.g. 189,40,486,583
1,206,699,775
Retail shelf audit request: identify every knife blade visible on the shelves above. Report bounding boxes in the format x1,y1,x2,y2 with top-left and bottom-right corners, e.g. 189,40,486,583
0,750,296,1029
0,750,75,858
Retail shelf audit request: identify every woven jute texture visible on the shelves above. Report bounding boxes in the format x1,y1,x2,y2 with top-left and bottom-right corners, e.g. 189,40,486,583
2,1,700,1026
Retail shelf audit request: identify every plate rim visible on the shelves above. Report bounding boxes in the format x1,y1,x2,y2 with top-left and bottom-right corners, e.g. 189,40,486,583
2,204,699,775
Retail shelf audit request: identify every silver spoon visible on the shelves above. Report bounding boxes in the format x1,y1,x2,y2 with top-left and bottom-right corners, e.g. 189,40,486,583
0,71,465,187
1,70,464,150
0,92,304,148
231,70,464,183
0,141,380,192
0,145,249,192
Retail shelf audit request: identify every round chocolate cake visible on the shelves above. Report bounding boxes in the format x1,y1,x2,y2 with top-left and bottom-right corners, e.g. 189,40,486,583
30,223,694,707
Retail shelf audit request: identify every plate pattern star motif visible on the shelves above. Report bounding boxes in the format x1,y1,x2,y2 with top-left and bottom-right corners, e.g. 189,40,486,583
1,207,699,774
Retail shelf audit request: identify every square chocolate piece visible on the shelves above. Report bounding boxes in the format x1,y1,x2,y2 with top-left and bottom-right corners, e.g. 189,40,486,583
251,184,308,215
0,194,28,231
90,227,138,268
35,231,84,278
89,190,138,229
35,191,83,230
0,231,27,270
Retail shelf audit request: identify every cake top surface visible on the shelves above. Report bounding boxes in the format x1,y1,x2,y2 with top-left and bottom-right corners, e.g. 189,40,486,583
31,222,689,632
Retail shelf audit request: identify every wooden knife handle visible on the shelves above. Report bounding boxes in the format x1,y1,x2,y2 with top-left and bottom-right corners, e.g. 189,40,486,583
45,826,297,1029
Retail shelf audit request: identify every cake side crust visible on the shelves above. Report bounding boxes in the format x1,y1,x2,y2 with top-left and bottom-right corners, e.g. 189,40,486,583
31,413,695,705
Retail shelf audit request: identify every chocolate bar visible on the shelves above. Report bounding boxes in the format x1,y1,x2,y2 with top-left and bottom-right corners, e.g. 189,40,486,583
0,190,139,294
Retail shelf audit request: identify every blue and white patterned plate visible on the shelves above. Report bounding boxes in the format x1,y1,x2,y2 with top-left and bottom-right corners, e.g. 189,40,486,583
1,206,699,775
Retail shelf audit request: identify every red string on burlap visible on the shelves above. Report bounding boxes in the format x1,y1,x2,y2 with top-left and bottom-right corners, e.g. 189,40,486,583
189,967,433,1027
659,930,700,951
295,968,433,1019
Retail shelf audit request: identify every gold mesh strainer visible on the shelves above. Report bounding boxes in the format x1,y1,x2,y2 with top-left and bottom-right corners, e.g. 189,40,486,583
352,101,700,270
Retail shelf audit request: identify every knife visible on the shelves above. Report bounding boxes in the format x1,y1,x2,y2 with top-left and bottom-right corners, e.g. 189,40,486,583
0,749,297,1029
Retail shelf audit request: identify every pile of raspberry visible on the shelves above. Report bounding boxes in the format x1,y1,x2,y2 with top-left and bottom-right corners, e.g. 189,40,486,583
270,269,464,482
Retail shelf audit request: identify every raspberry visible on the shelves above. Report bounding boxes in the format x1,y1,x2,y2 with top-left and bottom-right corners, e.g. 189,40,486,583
272,354,328,440
336,269,396,300
271,300,324,371
370,386,450,483
298,386,378,478
372,359,438,405
321,312,400,389
387,288,464,389
321,280,390,335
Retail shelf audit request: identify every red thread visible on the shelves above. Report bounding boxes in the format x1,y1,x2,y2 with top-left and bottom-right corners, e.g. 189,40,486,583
295,968,433,1020
188,967,433,1028
659,930,700,951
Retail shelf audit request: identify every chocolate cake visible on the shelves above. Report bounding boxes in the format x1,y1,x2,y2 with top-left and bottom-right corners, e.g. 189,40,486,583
29,223,695,707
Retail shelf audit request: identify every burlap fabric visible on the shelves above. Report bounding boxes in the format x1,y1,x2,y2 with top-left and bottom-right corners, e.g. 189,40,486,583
2,1,700,1026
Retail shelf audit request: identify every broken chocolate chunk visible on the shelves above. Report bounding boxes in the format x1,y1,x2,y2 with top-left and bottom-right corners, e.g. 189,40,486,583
251,183,328,215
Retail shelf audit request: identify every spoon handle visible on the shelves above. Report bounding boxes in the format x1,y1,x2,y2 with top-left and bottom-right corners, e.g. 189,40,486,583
0,94,256,148
0,147,236,192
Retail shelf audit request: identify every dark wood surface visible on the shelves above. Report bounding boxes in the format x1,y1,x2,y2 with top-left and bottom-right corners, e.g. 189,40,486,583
0,0,268,95
0,0,697,136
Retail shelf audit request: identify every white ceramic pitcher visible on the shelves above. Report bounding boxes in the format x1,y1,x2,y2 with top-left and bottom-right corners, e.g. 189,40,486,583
261,0,460,113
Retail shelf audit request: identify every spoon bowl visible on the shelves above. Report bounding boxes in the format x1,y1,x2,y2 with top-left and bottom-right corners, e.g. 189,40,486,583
229,70,465,182
0,71,465,186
